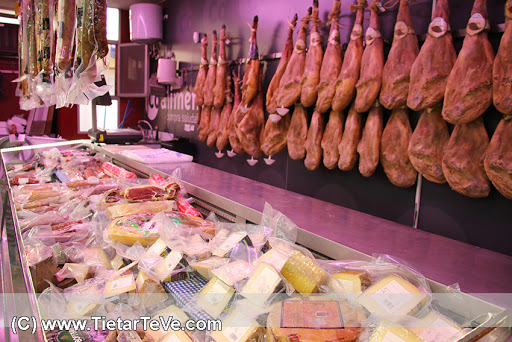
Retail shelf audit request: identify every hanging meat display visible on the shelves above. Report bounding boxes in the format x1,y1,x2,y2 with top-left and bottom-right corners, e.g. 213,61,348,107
484,117,512,199
202,30,218,108
315,0,343,114
193,34,209,109
56,0,76,72
206,107,222,147
493,1,512,115
357,103,383,177
240,16,260,113
261,112,292,157
304,111,325,171
379,0,419,110
300,0,323,109
276,8,312,112
408,106,450,184
338,102,364,171
237,72,265,158
228,73,245,155
216,75,234,151
354,1,384,114
213,25,229,109
380,107,417,188
287,104,309,160
332,0,366,113
266,14,298,116
442,0,494,124
321,110,344,170
442,118,490,198
407,0,456,111
198,106,212,142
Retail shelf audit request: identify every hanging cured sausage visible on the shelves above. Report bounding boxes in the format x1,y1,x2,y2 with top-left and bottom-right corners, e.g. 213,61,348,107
442,0,494,124
408,106,450,184
354,1,384,113
332,1,366,113
408,0,456,111
380,107,417,188
300,0,323,109
379,0,418,110
442,118,490,198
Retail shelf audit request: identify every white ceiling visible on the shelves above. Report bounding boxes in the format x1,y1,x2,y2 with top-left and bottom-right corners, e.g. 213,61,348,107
0,0,161,11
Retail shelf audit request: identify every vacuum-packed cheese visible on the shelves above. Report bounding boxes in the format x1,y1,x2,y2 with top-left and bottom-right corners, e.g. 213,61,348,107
369,324,425,342
211,308,263,342
280,251,326,294
211,260,254,286
333,271,371,293
240,263,283,307
190,257,229,280
196,276,235,319
408,310,462,342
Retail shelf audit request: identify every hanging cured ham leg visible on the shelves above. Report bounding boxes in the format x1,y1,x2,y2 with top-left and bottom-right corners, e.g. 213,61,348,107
213,25,229,109
493,1,512,115
442,118,490,198
266,14,298,117
354,1,384,113
304,110,325,171
300,0,323,109
315,0,343,114
321,110,344,170
332,1,366,113
408,0,456,111
240,16,260,113
193,34,208,109
408,106,449,184
380,107,417,187
228,72,245,155
484,117,512,199
357,103,383,177
238,72,265,159
206,107,222,147
216,75,234,151
261,112,291,157
198,106,211,142
338,102,364,171
203,30,218,108
442,0,494,124
379,0,419,110
276,8,312,114
287,104,309,160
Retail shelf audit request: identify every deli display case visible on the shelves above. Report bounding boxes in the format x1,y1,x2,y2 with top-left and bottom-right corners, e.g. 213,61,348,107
0,140,510,342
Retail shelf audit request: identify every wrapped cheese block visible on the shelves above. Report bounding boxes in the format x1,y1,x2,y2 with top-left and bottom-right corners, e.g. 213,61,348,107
210,308,263,342
333,271,371,293
369,323,425,342
144,305,190,342
107,200,176,219
358,274,429,317
196,276,235,319
240,263,284,307
267,297,365,341
190,257,230,280
409,310,463,342
108,214,160,246
135,271,168,308
280,251,326,294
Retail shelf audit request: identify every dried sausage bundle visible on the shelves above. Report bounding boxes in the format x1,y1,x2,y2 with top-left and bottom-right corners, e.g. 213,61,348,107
56,0,76,72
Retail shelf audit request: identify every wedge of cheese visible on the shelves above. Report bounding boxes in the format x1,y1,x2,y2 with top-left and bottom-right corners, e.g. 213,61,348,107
143,238,169,258
212,232,248,257
82,247,111,269
196,276,235,319
241,263,283,307
333,272,371,294
160,331,193,342
210,309,263,342
280,251,326,294
408,311,462,342
62,263,89,283
144,305,190,341
255,249,288,272
181,234,211,259
135,271,168,307
110,254,125,271
190,257,230,280
369,324,425,342
152,250,183,282
104,274,136,298
358,274,429,317
67,301,98,318
211,260,254,287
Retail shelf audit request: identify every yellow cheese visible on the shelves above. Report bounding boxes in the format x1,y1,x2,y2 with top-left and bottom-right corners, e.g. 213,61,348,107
213,232,248,257
81,247,111,269
135,271,168,307
196,277,235,319
63,263,89,283
333,272,370,293
190,257,230,280
67,301,98,318
241,263,282,307
143,238,169,258
104,274,136,298
255,249,288,272
358,274,429,317
110,254,125,271
153,250,183,282
160,331,193,342
144,305,190,342
280,251,326,294
369,325,425,342
211,260,254,287
408,311,462,342
181,234,211,259
210,309,263,342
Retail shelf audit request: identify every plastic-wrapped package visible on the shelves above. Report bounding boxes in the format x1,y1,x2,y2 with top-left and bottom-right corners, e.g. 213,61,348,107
55,263,91,283
260,202,298,243
195,276,235,319
55,0,76,72
209,306,264,342
25,243,57,292
93,0,108,59
107,200,176,219
408,310,465,342
210,244,259,287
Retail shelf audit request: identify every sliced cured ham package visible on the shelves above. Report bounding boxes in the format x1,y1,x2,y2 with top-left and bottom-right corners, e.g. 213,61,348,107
442,0,494,124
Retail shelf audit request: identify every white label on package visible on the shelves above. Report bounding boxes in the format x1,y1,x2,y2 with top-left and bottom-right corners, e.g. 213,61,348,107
207,280,231,304
339,279,355,293
250,267,280,295
223,326,250,342
146,239,167,257
214,232,246,256
108,276,133,291
164,251,183,271
374,280,413,314
382,331,408,342
419,318,460,342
